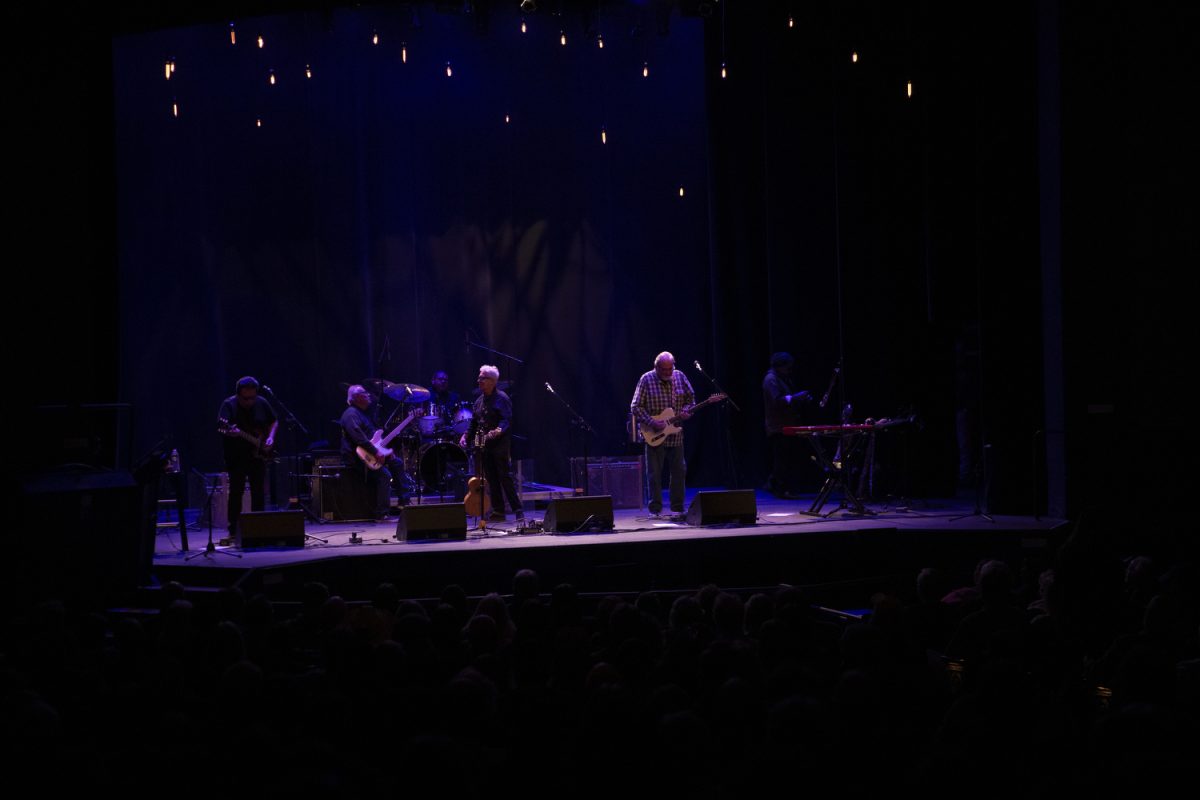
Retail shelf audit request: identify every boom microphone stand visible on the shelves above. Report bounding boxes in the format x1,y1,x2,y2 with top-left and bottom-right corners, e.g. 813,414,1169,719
261,383,323,524
693,360,740,487
186,468,242,560
545,382,597,496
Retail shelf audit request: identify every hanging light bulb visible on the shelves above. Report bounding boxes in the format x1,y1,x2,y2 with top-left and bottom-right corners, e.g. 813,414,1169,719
257,35,264,49
268,68,275,85
401,42,407,63
851,51,858,63
372,30,379,46
229,22,236,45
560,31,567,46
305,64,312,79
788,16,794,28
164,59,173,80
643,62,649,78
906,81,913,97
597,34,604,49
679,186,685,197
172,99,179,117
601,126,607,144
521,19,527,34
721,62,727,79
446,62,452,77
505,114,511,124
256,118,262,127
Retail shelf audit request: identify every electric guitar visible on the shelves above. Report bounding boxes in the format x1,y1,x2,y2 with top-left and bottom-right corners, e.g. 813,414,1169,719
638,393,728,447
217,418,276,460
357,409,423,470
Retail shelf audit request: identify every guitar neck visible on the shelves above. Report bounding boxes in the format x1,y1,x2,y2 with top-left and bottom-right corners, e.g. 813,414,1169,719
675,394,725,419
378,413,415,447
220,420,263,448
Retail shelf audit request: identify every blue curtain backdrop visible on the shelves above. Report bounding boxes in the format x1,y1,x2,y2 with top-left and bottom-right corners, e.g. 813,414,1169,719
115,6,718,489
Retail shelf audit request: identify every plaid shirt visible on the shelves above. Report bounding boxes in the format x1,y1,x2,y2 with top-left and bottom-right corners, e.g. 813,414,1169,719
631,369,696,448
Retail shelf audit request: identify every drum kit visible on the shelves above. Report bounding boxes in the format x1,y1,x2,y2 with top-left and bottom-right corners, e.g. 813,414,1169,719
362,378,474,498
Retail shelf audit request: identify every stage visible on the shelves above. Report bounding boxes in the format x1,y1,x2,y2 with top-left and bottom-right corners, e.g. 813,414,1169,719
147,490,1066,606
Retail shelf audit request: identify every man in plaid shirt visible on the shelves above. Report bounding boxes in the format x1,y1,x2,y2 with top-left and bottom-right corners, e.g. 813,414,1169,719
631,351,695,515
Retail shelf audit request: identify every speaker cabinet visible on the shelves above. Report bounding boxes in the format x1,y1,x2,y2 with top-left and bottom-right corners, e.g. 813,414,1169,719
544,495,615,533
395,502,467,542
318,470,376,521
569,457,644,509
685,490,757,526
237,510,306,548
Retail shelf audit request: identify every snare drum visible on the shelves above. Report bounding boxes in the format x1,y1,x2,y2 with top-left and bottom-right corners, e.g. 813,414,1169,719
451,402,474,436
417,403,444,437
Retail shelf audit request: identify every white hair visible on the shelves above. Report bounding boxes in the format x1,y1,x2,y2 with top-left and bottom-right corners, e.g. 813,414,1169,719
347,384,368,404
654,351,675,366
478,364,500,380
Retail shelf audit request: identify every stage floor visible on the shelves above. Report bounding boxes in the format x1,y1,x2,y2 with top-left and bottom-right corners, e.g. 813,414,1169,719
148,489,1065,602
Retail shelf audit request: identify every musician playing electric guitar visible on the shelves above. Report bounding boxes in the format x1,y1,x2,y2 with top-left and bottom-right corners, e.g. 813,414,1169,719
217,376,278,535
631,351,697,516
340,384,407,519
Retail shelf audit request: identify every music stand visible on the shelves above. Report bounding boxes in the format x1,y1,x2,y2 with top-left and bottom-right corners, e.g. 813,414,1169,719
186,470,242,560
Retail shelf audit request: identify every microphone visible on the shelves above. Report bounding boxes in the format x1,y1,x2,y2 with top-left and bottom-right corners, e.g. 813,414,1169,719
694,360,704,373
261,384,274,395
545,382,555,394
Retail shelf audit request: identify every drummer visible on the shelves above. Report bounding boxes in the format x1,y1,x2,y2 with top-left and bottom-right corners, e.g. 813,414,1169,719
429,370,459,410
411,369,461,439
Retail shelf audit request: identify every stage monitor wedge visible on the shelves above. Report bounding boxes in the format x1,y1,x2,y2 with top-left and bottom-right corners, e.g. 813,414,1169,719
544,495,615,533
395,503,467,542
685,490,757,526
237,510,306,548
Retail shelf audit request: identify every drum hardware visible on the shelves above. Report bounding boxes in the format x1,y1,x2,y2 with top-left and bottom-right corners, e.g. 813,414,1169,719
419,440,469,500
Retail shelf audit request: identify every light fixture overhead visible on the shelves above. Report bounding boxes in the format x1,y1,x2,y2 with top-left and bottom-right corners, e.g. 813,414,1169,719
519,0,536,12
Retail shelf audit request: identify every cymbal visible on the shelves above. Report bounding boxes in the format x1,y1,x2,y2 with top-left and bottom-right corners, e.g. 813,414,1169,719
386,382,431,402
361,378,398,395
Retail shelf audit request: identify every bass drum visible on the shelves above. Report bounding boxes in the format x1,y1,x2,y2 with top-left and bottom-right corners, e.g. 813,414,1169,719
419,441,468,493
451,403,474,436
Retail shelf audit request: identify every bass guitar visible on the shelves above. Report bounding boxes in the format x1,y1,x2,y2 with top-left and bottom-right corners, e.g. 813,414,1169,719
357,409,423,470
638,393,727,447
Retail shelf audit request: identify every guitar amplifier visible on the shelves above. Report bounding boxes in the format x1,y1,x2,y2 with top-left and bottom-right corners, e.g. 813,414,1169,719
570,457,644,509
308,452,345,519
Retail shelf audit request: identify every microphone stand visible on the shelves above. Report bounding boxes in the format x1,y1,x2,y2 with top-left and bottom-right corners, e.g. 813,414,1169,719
545,383,597,496
818,361,842,409
466,338,526,366
693,360,741,488
261,385,321,523
186,468,242,560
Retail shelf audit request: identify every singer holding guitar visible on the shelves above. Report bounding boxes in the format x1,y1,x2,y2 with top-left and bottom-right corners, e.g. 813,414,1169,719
217,376,278,536
341,384,402,519
631,352,695,516
460,365,524,523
